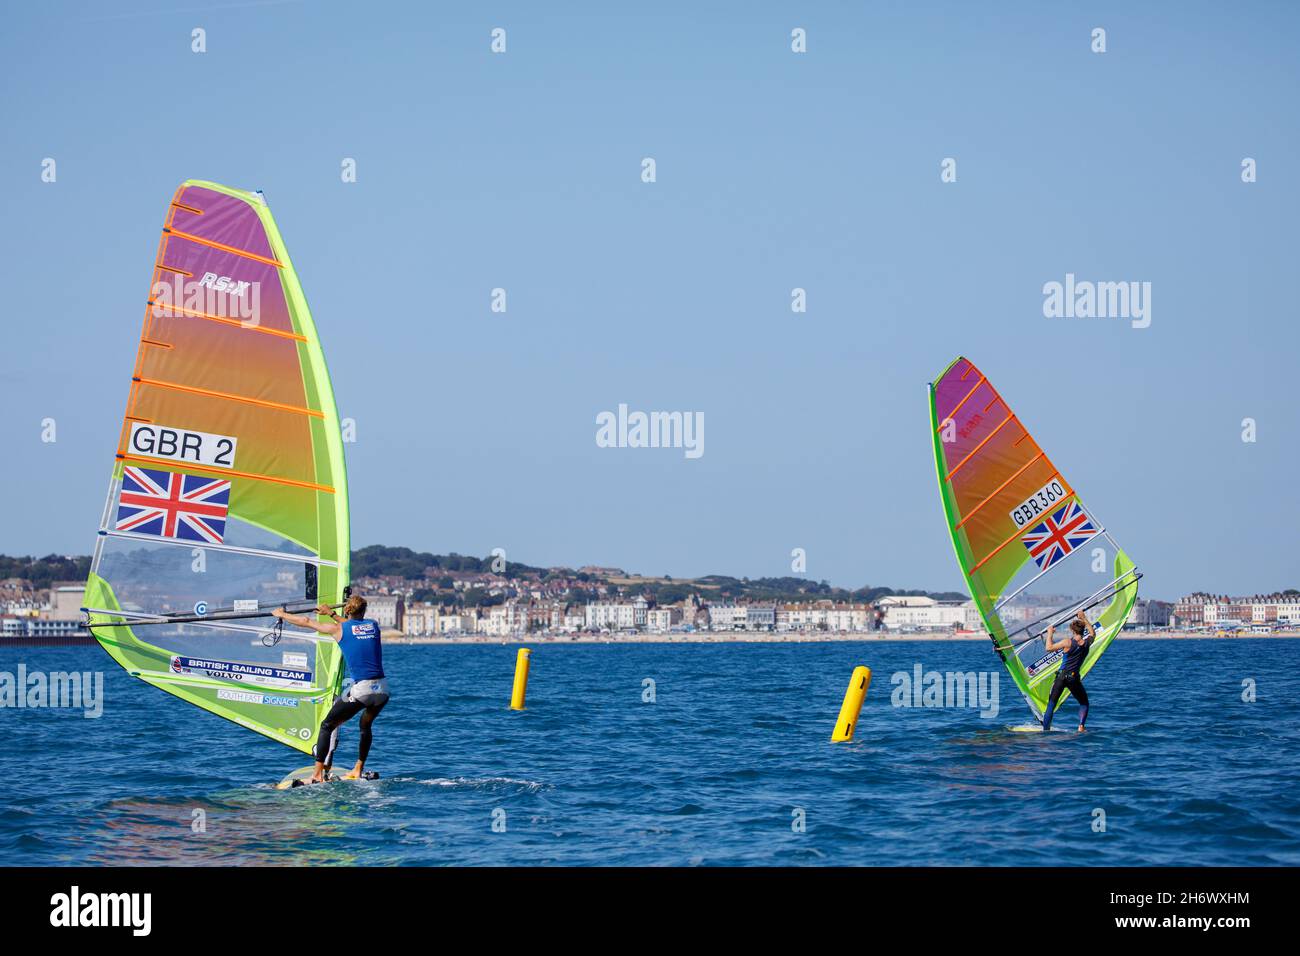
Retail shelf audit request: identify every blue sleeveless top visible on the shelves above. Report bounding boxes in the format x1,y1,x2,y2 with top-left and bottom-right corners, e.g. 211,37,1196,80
338,617,385,681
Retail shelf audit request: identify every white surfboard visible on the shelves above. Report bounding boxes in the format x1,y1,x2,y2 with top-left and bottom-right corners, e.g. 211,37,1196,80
275,765,380,790
1005,724,1075,733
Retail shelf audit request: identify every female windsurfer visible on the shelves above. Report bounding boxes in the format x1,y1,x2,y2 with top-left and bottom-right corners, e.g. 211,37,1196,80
273,594,389,782
1040,611,1094,732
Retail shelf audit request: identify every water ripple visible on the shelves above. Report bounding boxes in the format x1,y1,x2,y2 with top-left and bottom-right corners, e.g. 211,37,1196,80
1,640,1297,865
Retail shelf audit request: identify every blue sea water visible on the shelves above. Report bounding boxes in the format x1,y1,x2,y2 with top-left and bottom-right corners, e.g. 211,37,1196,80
0,639,1296,866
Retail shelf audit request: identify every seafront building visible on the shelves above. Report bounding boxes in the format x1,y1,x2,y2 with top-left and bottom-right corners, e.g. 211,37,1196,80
1171,592,1300,629
365,593,405,631
0,582,88,640
646,607,683,633
777,602,876,632
585,598,648,631
707,604,777,631
0,615,85,639
383,591,1254,639
877,595,980,631
1129,598,1174,628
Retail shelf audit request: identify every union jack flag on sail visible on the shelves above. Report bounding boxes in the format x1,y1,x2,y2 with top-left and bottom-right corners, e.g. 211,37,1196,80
115,466,230,544
1020,500,1099,572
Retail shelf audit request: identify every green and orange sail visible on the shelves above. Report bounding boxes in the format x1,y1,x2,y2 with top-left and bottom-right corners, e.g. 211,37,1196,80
928,356,1139,721
84,180,349,755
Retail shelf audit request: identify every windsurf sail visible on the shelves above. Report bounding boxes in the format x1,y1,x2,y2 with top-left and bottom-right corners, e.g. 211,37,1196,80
928,356,1139,721
84,180,349,755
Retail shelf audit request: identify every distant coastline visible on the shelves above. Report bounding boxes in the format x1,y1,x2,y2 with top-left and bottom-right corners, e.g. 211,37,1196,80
4,631,1295,650
383,629,1300,646
5,550,1297,647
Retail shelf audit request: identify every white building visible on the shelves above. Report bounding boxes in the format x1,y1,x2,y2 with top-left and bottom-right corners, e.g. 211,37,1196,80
585,598,648,631
403,602,442,636
706,605,776,631
47,585,86,620
706,605,743,630
646,607,683,633
1,615,84,638
1127,599,1172,628
879,596,974,630
365,594,405,631
824,605,872,632
485,602,529,636
438,611,477,634
783,605,829,631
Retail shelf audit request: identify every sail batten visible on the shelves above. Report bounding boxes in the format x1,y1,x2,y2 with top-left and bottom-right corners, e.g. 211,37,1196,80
86,180,348,756
113,454,337,493
928,356,1139,721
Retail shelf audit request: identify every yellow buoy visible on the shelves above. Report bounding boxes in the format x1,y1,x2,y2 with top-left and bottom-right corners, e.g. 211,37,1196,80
830,665,871,742
510,647,531,710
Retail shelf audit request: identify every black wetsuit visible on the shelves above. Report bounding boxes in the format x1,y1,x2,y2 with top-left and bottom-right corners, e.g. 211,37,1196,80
1042,632,1091,731
315,679,389,766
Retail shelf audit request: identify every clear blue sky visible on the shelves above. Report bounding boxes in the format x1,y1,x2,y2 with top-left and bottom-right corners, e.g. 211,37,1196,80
2,1,1297,601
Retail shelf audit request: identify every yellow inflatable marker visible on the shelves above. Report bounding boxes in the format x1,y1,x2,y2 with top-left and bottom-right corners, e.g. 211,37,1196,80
831,666,872,742
510,647,531,710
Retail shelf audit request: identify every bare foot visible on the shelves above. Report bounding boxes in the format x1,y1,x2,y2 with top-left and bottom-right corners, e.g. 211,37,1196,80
1077,725,1087,733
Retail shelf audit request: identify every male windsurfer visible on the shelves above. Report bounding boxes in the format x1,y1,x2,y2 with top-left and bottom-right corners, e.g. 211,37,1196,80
273,594,389,782
1040,611,1093,732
